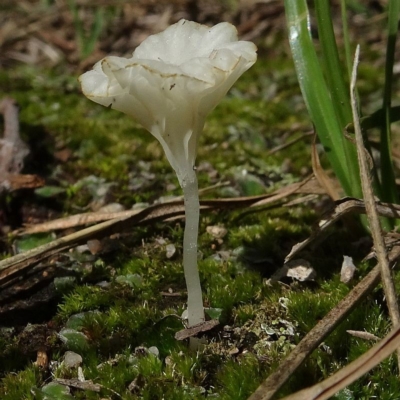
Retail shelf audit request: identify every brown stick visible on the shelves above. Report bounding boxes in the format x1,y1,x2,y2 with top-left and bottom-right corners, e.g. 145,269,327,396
350,46,400,369
247,245,400,400
280,325,400,400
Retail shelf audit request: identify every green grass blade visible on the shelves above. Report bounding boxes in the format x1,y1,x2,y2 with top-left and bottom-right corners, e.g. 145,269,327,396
68,0,85,57
337,0,384,203
314,0,363,199
380,0,400,205
284,0,361,197
82,7,104,59
68,1,104,60
340,0,352,82
346,106,400,131
315,0,352,127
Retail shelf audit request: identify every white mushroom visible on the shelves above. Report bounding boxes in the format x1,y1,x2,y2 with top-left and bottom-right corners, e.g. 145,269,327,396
79,19,257,327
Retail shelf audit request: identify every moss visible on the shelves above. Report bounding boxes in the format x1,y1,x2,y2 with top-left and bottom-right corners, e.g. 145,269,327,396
57,285,115,320
203,259,263,317
233,303,258,324
0,332,31,375
217,354,265,400
0,366,41,400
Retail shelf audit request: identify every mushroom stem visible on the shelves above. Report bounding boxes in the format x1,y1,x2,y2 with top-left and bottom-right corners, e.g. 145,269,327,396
178,168,205,327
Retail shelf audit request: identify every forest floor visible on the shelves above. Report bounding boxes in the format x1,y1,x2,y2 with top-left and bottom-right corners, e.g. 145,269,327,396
1,1,400,399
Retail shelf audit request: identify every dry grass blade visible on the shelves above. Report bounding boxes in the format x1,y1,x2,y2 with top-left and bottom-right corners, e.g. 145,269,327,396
268,130,313,155
351,45,400,368
285,198,400,262
17,177,320,235
251,175,323,207
346,330,380,341
6,174,44,191
53,378,101,393
0,202,189,283
18,197,262,235
279,325,400,400
19,208,145,235
311,131,341,200
2,184,303,279
247,243,400,400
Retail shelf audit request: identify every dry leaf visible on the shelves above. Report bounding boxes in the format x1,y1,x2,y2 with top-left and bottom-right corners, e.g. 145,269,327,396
175,319,220,340
271,259,316,282
346,330,380,341
311,131,341,201
55,378,101,393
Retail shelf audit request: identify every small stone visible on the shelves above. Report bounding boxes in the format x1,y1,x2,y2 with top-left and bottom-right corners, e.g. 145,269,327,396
206,225,228,239
148,346,159,357
96,280,111,288
340,255,356,283
87,239,102,255
165,243,176,259
228,347,240,355
97,202,125,213
78,366,85,382
155,237,167,245
181,309,189,321
64,351,82,368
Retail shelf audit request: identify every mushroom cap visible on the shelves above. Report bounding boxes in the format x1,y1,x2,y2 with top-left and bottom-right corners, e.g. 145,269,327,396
79,19,257,178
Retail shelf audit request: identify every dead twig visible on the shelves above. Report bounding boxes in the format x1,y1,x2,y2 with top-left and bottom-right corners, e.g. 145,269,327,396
268,130,314,155
175,319,220,340
54,378,101,392
0,177,322,293
279,325,400,400
0,202,190,283
350,46,400,369
285,198,400,262
17,177,320,235
346,330,380,341
1,193,280,283
247,243,400,400
247,46,400,400
54,378,121,397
